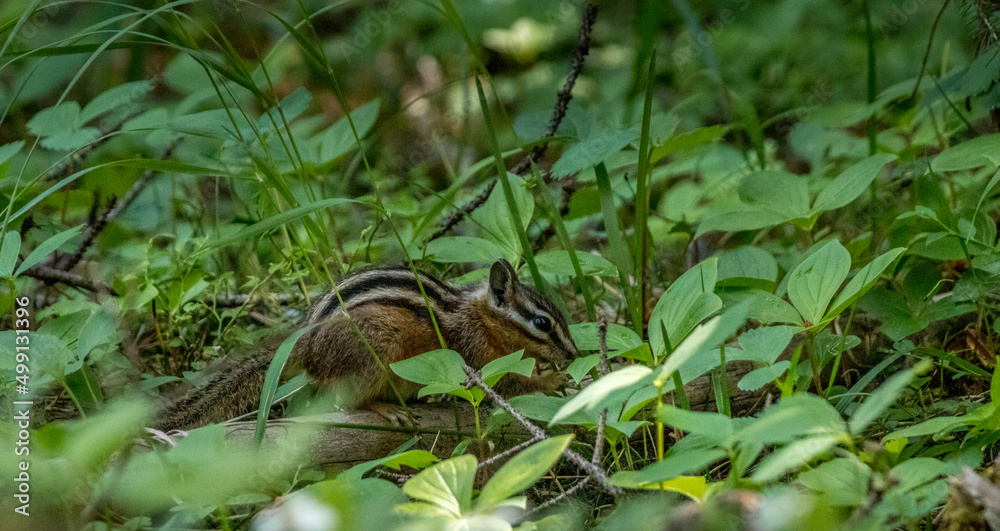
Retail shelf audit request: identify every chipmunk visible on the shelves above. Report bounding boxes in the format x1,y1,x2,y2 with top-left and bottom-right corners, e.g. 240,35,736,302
154,259,577,430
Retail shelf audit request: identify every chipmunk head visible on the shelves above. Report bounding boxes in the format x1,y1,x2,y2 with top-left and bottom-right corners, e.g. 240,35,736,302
487,259,577,365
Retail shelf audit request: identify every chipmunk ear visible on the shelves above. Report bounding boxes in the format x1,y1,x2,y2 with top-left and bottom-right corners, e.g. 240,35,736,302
489,259,519,306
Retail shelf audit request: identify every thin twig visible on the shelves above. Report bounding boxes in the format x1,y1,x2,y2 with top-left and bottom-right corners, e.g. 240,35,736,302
430,4,597,241
463,364,622,496
525,477,592,518
593,314,610,466
478,435,544,471
23,264,118,296
910,0,952,100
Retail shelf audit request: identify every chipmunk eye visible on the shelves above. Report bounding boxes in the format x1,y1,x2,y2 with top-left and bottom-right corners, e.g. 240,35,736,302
532,316,552,332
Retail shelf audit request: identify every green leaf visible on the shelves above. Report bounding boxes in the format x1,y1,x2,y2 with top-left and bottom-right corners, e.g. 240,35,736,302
721,290,803,326
390,349,468,398
425,236,507,265
27,102,81,137
650,125,726,162
739,170,811,219
77,309,118,358
257,87,311,132
510,395,594,426
403,454,476,518
849,362,927,435
551,128,636,178
256,324,318,446
15,225,83,276
342,450,440,483
717,246,778,288
481,350,534,387
659,405,734,446
931,133,1000,171
0,231,21,277
534,250,617,277
786,240,850,326
568,323,643,352
823,247,905,325
797,458,871,506
648,258,721,358
736,394,846,446
751,433,842,483
0,140,24,165
738,326,794,364
64,364,104,414
812,154,896,212
882,417,966,442
550,365,652,424
738,361,792,391
610,448,726,487
318,99,380,164
80,80,155,123
195,198,355,255
657,302,750,382
695,207,792,238
476,435,572,511
474,173,532,258
566,354,601,386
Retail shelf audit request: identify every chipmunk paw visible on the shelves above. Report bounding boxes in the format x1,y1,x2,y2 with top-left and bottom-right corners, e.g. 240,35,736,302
367,401,416,427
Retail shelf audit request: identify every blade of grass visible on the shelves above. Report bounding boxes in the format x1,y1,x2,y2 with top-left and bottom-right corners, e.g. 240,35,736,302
595,162,642,334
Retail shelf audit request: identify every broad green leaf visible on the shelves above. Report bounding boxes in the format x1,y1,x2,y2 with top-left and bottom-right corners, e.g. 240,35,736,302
481,350,534,387
721,290,803,326
695,208,791,238
824,247,905,324
566,354,600,386
657,302,750,382
534,250,616,277
717,246,778,288
648,258,721,358
15,225,83,276
342,450,440,483
318,99,380,164
77,309,118,358
738,362,791,392
257,87,311,132
195,198,355,255
568,323,643,352
610,448,726,487
751,433,842,483
797,457,871,506
80,80,155,123
550,365,652,424
476,435,572,511
0,231,21,277
650,124,726,162
0,140,24,165
27,101,81,137
474,173,532,257
510,395,595,426
659,405,734,446
849,362,924,435
391,349,468,398
551,128,636,178
426,236,507,264
736,394,846,446
812,154,896,212
403,454,476,518
737,326,794,364
64,364,104,414
739,170,811,218
786,240,850,326
931,133,1000,171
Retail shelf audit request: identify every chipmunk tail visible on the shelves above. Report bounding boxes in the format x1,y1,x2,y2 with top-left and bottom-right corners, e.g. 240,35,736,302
153,348,277,432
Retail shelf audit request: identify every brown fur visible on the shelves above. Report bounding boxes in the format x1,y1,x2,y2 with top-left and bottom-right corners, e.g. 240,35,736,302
154,260,576,431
